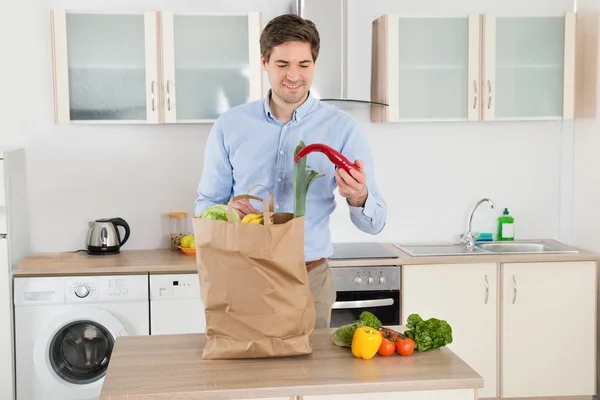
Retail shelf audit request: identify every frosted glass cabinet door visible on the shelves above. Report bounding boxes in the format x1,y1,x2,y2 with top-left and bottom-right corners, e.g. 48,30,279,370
51,10,159,124
371,14,480,122
161,12,263,123
482,13,576,121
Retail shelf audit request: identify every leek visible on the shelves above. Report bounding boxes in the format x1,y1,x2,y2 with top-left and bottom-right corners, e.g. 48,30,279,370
293,141,324,218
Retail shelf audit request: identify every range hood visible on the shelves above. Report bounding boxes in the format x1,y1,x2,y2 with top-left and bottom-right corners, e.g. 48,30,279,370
292,0,388,108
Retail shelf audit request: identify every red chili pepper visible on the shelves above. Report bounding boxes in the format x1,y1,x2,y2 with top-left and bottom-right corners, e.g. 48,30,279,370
293,143,358,174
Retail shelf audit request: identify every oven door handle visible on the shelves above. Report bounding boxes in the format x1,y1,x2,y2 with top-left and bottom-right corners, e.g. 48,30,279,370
331,298,394,309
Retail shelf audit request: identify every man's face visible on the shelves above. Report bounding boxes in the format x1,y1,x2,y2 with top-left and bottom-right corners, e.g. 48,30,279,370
262,41,315,106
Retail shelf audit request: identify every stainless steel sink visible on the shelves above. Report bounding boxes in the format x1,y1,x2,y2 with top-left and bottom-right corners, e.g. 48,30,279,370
394,240,579,257
474,241,578,254
393,242,488,256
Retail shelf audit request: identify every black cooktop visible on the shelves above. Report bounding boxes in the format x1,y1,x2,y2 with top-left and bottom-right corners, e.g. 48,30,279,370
330,242,399,260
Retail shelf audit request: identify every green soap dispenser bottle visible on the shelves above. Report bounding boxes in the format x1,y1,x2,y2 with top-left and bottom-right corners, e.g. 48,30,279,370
497,208,514,241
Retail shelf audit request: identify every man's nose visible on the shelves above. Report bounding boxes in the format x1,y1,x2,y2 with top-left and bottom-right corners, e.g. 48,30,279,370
286,66,300,81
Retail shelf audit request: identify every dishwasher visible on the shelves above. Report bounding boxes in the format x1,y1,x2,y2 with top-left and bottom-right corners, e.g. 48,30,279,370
149,274,206,335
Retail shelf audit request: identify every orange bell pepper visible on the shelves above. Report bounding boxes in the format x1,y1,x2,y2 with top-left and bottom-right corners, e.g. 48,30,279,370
351,326,383,360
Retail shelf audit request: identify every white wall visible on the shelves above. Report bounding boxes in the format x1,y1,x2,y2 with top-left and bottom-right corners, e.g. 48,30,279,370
0,0,578,253
573,0,600,253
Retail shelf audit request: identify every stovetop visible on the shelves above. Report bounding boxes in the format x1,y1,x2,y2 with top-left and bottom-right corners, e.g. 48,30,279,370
329,242,399,260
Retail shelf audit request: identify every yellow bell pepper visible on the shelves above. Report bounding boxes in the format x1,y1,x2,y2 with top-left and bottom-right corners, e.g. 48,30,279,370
351,326,383,360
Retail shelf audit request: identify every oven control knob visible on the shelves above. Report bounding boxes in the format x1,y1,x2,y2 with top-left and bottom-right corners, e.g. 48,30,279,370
378,276,386,285
367,276,374,284
75,284,90,298
354,276,363,284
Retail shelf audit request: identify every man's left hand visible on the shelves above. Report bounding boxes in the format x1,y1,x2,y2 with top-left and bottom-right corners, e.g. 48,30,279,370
335,159,368,207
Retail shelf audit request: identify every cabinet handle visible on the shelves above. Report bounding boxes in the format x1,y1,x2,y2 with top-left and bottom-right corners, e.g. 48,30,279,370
166,80,171,111
487,80,492,109
484,274,489,304
512,274,517,304
473,80,478,109
151,81,156,111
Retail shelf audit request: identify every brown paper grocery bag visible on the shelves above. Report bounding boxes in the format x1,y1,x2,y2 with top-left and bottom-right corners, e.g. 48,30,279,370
192,185,316,359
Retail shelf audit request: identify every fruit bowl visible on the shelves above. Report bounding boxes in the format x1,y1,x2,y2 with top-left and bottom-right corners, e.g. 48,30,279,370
178,246,196,255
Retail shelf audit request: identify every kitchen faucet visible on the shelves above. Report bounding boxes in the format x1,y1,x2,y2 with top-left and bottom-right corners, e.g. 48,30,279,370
461,198,495,250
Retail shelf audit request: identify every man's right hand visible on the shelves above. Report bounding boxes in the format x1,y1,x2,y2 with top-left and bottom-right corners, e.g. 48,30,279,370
231,199,261,218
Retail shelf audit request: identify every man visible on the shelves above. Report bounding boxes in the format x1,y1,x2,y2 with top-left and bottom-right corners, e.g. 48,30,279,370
194,14,386,328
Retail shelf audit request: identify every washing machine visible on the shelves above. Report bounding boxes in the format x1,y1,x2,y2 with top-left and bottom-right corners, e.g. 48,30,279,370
14,275,149,400
149,274,205,335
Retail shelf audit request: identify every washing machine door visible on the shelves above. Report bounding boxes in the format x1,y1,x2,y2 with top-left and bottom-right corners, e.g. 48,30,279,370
33,306,129,399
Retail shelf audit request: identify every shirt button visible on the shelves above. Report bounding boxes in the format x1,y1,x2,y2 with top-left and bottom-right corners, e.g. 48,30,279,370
276,204,280,209
277,178,282,183
283,126,288,130
279,150,284,155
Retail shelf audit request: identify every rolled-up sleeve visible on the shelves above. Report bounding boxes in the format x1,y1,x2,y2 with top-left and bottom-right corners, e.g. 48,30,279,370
194,118,233,216
342,122,387,234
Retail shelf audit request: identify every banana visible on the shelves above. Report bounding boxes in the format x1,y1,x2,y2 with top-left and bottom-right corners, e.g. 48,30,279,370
241,213,259,223
249,216,264,225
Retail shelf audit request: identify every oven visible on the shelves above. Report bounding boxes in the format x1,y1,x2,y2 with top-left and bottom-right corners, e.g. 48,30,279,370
329,265,400,328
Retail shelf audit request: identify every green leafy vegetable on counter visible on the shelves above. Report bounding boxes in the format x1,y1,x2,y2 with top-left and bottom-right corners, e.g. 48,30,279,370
197,204,241,222
330,311,382,347
403,314,453,352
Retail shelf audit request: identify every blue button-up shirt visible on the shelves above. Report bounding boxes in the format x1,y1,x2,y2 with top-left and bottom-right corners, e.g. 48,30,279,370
194,91,387,261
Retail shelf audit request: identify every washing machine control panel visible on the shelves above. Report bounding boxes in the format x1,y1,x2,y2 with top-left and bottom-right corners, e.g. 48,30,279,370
74,284,90,298
66,278,98,301
65,276,147,302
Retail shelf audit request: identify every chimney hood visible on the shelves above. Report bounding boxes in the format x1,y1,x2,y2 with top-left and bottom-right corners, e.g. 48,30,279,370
292,0,388,108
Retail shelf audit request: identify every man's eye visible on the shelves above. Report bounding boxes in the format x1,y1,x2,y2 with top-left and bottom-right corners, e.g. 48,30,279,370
300,65,309,68
276,64,287,68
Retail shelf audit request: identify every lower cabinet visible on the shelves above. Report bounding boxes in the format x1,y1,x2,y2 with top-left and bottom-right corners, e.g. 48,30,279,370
402,263,498,398
501,261,596,398
303,389,476,400
402,260,597,399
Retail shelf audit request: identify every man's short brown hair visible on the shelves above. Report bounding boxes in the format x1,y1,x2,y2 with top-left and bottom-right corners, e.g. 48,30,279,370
260,14,320,63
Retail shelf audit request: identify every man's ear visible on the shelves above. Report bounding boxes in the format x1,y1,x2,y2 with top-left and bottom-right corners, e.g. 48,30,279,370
260,55,268,71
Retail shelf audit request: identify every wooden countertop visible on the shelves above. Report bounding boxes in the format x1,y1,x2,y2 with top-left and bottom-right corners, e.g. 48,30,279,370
14,240,599,277
99,327,483,400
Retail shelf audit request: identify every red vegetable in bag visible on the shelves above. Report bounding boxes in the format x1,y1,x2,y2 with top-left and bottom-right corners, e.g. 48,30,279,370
293,143,358,174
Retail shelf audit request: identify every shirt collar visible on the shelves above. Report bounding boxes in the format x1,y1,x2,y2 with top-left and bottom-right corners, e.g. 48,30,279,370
262,89,317,123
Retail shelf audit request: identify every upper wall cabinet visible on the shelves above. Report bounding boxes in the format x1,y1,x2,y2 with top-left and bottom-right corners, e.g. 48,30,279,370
371,13,576,123
50,9,263,124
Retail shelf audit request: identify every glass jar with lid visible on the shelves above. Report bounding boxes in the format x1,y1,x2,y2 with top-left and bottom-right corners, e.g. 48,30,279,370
168,212,188,250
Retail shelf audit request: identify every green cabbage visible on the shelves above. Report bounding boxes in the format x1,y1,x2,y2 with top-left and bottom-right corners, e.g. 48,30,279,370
198,204,240,222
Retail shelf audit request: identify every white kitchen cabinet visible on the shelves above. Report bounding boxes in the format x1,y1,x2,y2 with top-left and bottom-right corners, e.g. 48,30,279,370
51,10,159,124
371,15,480,123
237,398,291,400
483,14,576,121
501,261,596,398
160,12,262,123
303,389,476,400
402,263,498,399
371,13,575,122
51,9,262,124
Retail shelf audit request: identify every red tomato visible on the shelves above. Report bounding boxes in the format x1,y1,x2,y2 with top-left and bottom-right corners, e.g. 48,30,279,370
378,338,396,357
379,327,399,342
395,337,415,356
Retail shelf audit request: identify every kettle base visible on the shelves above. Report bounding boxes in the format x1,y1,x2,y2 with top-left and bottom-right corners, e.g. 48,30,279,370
87,245,121,255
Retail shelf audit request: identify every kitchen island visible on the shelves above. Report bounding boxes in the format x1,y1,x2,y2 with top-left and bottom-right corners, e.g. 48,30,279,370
99,326,483,400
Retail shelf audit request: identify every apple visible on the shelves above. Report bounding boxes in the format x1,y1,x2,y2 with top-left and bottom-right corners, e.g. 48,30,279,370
180,235,194,248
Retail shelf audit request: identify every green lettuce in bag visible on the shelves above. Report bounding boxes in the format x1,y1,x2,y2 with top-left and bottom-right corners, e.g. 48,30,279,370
198,204,241,222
